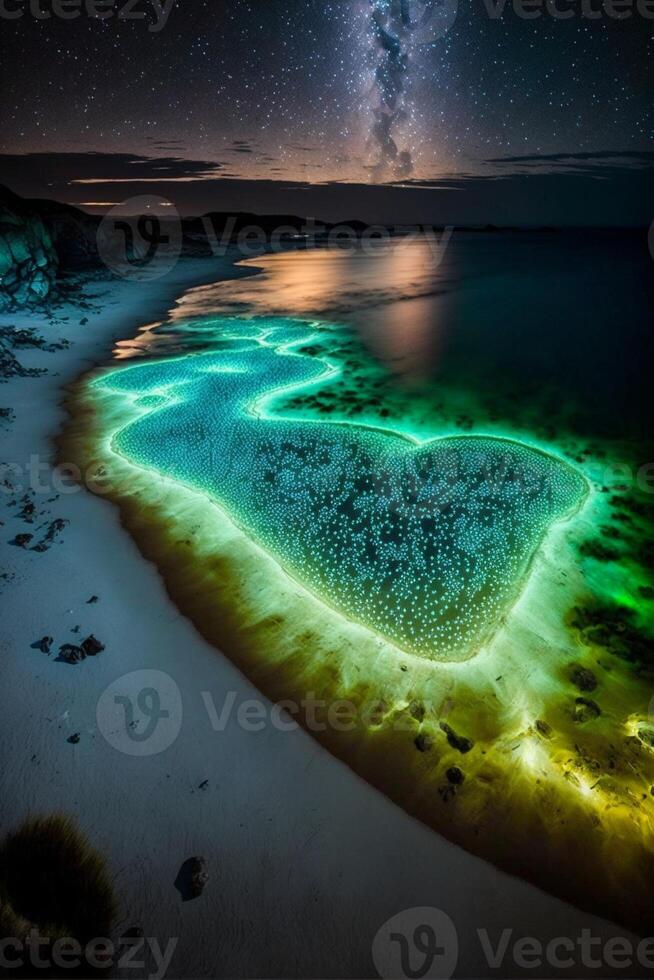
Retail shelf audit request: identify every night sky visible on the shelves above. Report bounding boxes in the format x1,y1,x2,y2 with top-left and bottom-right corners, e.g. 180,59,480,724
0,0,652,223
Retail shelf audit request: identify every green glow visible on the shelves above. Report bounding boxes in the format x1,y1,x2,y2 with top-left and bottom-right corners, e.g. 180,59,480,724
95,317,586,661
64,309,654,935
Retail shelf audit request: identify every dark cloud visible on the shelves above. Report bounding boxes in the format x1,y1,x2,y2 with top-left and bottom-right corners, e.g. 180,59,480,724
0,152,222,195
145,137,185,146
284,144,318,153
485,150,654,170
148,143,189,152
227,140,256,154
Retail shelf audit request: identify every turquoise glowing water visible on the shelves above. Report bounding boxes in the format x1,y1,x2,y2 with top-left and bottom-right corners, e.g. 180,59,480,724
97,317,586,660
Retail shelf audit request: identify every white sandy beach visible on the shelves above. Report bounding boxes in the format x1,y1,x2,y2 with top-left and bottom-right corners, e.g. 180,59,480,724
0,254,643,979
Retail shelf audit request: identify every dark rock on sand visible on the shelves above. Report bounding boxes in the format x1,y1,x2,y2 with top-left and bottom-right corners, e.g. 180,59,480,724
0,324,66,383
440,721,475,754
32,636,53,653
11,533,33,548
409,700,425,722
58,643,86,665
0,340,46,381
414,733,433,753
67,733,80,744
18,495,36,522
174,856,209,901
574,697,601,723
81,634,105,656
446,766,465,784
87,595,99,604
32,518,68,552
570,665,598,693
189,857,209,896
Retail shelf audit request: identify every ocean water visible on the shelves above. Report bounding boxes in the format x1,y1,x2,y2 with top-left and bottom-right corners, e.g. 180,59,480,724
155,230,653,446
101,231,654,660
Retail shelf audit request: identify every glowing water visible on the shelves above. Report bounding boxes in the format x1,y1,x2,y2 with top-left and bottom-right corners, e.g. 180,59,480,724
97,317,586,660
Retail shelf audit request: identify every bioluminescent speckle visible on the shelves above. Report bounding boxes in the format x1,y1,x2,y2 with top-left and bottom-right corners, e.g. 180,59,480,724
94,317,586,660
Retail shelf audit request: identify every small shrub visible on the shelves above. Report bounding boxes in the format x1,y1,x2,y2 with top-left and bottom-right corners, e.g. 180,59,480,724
0,814,116,947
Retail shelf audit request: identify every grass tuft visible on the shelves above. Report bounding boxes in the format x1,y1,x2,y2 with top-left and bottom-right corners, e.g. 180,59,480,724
0,814,116,947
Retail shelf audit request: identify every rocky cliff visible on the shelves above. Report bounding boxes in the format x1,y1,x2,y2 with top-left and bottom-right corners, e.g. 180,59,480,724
0,186,59,309
26,194,100,269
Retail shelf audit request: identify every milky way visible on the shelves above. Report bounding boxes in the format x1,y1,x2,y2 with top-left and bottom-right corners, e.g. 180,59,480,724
368,1,413,179
366,0,455,179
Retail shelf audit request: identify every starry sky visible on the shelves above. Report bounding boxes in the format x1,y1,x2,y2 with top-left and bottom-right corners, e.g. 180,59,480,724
0,0,652,223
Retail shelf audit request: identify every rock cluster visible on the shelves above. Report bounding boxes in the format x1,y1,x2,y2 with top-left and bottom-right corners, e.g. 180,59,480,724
57,635,105,664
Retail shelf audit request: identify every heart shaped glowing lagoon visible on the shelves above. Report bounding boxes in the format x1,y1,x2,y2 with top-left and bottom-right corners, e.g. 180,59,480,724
94,318,586,660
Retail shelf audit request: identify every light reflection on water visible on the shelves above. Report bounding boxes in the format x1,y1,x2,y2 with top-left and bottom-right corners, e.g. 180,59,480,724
114,237,456,380
174,237,452,321
112,232,654,442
